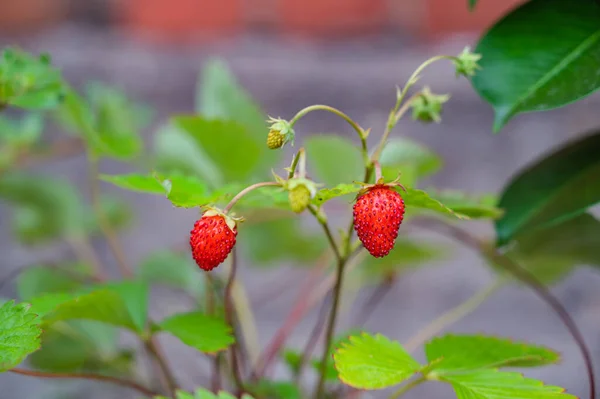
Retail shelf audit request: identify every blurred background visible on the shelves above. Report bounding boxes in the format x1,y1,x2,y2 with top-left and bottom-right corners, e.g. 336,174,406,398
1,0,600,398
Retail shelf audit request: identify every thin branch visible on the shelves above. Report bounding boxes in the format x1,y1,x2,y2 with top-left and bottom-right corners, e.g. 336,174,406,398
223,182,281,214
404,279,504,352
224,248,245,394
314,257,346,399
87,155,131,278
308,205,341,261
144,338,178,398
253,250,333,379
352,277,395,328
295,295,331,384
9,368,158,397
416,218,596,399
387,376,426,399
66,235,107,281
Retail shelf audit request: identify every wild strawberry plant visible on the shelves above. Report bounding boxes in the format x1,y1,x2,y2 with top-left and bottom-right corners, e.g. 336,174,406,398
1,0,600,398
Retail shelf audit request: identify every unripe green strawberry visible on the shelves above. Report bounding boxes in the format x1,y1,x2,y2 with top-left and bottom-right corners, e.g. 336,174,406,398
353,184,405,258
266,117,295,149
288,184,311,213
189,210,237,271
267,129,284,149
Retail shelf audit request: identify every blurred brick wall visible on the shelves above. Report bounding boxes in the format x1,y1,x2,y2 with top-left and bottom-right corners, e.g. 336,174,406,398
0,0,526,41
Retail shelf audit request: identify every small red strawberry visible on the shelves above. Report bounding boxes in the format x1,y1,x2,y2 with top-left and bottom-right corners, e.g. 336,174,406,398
190,209,238,271
353,180,406,258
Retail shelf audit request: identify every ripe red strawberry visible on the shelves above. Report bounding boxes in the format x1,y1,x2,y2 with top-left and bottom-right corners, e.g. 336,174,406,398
190,210,238,271
353,184,405,258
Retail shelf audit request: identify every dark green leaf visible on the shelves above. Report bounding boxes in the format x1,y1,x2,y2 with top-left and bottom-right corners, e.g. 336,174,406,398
425,334,560,373
239,217,327,265
472,0,600,132
137,250,204,299
440,370,576,399
495,131,600,245
0,48,64,110
0,300,42,371
468,0,478,11
305,136,363,188
174,116,262,182
380,138,442,187
333,332,421,389
157,312,234,353
0,172,85,244
402,187,469,219
503,213,600,284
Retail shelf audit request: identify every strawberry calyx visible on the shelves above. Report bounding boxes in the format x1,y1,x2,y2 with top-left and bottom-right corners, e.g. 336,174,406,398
200,206,243,231
354,175,407,198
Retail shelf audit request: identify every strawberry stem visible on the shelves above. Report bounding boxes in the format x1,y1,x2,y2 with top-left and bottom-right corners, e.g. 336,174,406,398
288,104,370,169
287,148,305,179
373,160,382,182
222,181,281,214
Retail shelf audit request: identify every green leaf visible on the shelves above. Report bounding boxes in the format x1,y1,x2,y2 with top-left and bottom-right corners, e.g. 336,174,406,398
425,189,503,219
197,59,265,137
85,194,133,234
155,388,254,399
99,173,165,194
425,334,560,373
311,329,363,381
333,332,421,389
0,113,44,147
402,187,469,219
0,300,42,371
152,122,223,188
503,213,600,284
0,172,85,244
174,116,262,182
157,312,234,354
495,131,600,245
30,281,149,333
85,82,147,159
440,370,576,399
468,0,478,11
29,320,130,375
305,136,363,188
196,59,279,178
380,138,442,187
239,217,327,265
282,349,303,376
136,250,204,299
471,0,600,132
0,48,64,110
17,264,90,301
360,239,447,280
249,380,301,399
100,172,215,208
312,183,361,206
